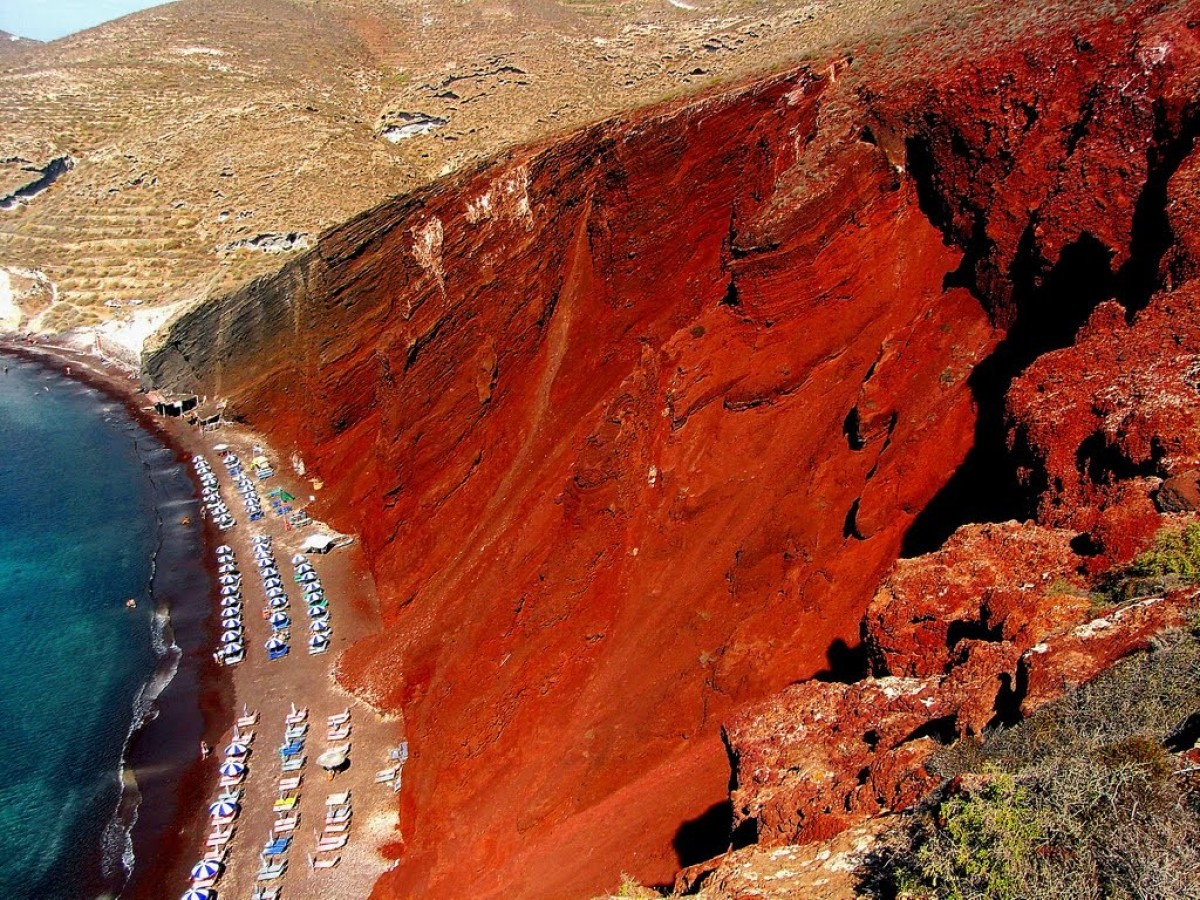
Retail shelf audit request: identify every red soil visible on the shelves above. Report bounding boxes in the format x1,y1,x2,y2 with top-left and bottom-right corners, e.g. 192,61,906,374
143,1,1200,894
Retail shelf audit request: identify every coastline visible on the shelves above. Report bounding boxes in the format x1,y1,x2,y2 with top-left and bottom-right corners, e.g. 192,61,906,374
0,338,233,900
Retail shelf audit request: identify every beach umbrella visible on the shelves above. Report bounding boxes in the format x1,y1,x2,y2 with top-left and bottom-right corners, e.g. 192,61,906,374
225,741,249,757
295,562,314,574
269,596,289,610
307,595,328,607
299,571,318,583
263,576,283,589
310,619,331,634
221,631,242,644
181,889,212,900
290,554,306,565
308,605,328,619
217,563,238,574
309,635,330,651
316,747,348,770
218,574,239,586
220,597,242,609
256,557,275,569
265,637,286,652
220,585,239,596
252,535,271,546
190,859,222,881
261,568,280,580
269,612,291,629
216,544,232,553
208,800,238,818
265,589,286,602
218,761,245,779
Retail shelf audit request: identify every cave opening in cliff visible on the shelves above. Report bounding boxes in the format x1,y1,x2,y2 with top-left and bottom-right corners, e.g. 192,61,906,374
901,231,1119,557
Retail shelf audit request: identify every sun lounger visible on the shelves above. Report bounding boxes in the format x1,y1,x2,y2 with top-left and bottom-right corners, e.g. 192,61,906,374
279,774,302,791
326,804,351,819
310,853,341,870
317,834,348,851
285,723,308,738
274,817,299,834
392,774,403,793
253,888,280,900
323,820,350,834
389,743,409,763
326,790,351,806
281,755,305,772
262,836,292,856
273,796,298,812
257,861,287,881
285,705,308,725
217,786,243,801
327,710,350,726
327,724,351,740
218,775,244,788
280,739,304,754
190,877,217,890
232,728,255,745
237,708,259,728
375,766,399,783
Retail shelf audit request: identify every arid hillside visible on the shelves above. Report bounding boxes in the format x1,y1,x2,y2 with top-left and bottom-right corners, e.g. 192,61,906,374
0,0,972,335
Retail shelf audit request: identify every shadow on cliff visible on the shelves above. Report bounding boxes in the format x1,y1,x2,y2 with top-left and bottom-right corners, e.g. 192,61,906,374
671,799,758,874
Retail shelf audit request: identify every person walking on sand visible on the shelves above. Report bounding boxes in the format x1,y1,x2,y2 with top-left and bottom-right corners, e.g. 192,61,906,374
200,740,211,759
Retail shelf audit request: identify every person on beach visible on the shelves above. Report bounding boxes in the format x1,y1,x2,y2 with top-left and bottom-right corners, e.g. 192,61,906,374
200,741,211,759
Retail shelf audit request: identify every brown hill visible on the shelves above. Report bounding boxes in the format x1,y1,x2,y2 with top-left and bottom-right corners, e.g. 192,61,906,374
1,0,1013,336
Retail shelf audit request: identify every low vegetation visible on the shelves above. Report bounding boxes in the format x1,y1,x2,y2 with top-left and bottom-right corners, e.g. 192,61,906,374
1097,522,1200,604
862,630,1200,899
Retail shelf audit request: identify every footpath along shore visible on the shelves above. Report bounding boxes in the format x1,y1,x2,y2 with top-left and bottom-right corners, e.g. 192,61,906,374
1,336,405,900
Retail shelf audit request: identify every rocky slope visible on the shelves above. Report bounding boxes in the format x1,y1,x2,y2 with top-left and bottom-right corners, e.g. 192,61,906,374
142,0,1200,896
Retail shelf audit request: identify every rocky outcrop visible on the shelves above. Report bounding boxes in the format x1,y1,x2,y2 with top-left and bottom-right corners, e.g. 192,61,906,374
143,1,1200,896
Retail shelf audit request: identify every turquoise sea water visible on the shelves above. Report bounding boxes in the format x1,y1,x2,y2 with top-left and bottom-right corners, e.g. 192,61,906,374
0,357,161,898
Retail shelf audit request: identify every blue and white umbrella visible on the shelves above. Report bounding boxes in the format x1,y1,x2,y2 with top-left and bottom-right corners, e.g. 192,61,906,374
220,585,240,597
269,612,291,629
302,581,323,595
220,596,242,608
308,604,329,619
269,596,289,610
298,571,319,583
294,563,314,575
190,858,222,880
265,637,287,652
252,534,270,545
310,620,331,634
208,800,238,818
290,554,306,565
225,742,249,757
216,544,232,554
217,563,238,574
218,574,239,586
181,889,212,900
309,635,330,650
256,557,274,568
221,631,242,644
218,761,245,778
265,587,286,600
263,577,283,590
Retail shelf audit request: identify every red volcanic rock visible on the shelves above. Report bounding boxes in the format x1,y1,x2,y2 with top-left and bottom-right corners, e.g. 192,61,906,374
726,676,950,846
1021,591,1198,713
866,523,1087,681
1008,286,1200,566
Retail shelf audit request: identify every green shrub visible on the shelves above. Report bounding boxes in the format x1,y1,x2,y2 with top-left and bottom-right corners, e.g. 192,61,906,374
1130,522,1200,584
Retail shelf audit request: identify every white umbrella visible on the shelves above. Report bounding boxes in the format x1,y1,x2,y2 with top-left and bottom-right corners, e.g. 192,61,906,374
269,612,291,629
290,554,306,565
316,746,348,769
224,742,249,757
309,634,330,650
311,620,331,634
220,585,239,596
218,574,239,586
208,800,238,818
299,571,318,583
265,637,286,652
221,631,242,644
181,889,212,900
218,761,245,778
269,597,289,610
213,443,229,452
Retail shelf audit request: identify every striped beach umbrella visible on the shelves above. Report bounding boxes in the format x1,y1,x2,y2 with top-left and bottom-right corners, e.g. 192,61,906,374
218,574,239,586
216,544,232,554
302,581,323,595
218,761,245,778
290,554,306,565
269,596,289,610
269,612,291,628
309,635,330,651
181,889,212,900
190,859,221,880
220,596,242,608
263,577,284,590
220,585,240,597
310,620,331,634
307,604,329,619
208,800,238,818
221,631,242,644
224,742,249,757
298,571,319,583
265,637,287,652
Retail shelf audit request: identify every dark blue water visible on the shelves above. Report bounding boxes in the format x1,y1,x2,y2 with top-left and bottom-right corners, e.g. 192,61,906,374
0,357,164,899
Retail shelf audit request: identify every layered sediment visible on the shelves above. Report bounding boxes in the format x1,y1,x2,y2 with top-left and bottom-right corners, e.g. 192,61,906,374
144,1,1200,895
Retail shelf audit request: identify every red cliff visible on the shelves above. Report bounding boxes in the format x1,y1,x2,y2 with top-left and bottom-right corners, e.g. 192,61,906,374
144,1,1200,895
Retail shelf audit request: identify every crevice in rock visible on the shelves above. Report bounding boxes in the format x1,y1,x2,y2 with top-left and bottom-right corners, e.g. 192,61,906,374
844,406,866,450
843,498,865,540
812,638,871,684
898,713,958,746
0,155,74,210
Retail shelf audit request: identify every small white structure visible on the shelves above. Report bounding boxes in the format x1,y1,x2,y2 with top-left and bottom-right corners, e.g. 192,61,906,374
303,533,338,554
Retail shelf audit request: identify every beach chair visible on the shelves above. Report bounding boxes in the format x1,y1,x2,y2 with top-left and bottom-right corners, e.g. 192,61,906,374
317,834,348,852
392,774,403,793
375,766,399,783
278,774,302,792
274,815,299,834
257,860,287,881
262,836,292,857
326,790,351,806
327,709,350,727
190,876,217,890
217,786,243,801
273,796,298,812
237,707,259,728
327,724,351,741
323,820,350,834
285,705,308,725
279,740,305,757
326,804,352,820
218,775,244,789
310,853,341,870
285,722,308,739
253,888,280,900
281,755,306,772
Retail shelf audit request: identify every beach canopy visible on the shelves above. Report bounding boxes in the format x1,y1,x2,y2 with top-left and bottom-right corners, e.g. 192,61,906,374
290,553,306,565
303,533,337,553
216,544,231,553
317,747,348,769
308,605,328,619
208,800,238,818
218,575,239,586
302,580,323,594
218,761,245,778
252,535,271,545
265,637,287,651
298,571,319,583
309,634,330,649
190,859,221,880
270,612,291,628
225,742,249,757
311,620,331,634
181,890,212,900
221,631,242,644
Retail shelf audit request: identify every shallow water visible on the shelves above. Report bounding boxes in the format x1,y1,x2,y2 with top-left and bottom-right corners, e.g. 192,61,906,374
0,358,161,898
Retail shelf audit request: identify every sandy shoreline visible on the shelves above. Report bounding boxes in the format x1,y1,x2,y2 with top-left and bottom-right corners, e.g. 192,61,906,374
0,336,401,899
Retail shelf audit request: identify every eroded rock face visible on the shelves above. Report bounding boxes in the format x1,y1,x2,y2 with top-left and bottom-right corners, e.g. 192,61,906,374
143,2,1200,895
